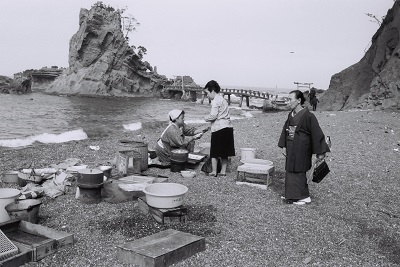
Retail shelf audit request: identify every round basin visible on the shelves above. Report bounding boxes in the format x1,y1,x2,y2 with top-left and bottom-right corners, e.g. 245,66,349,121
143,183,188,209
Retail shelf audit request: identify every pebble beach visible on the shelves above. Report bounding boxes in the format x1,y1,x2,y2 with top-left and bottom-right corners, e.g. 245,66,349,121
1,104,400,266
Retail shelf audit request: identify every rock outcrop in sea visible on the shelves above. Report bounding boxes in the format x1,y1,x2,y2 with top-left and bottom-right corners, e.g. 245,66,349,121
46,3,168,96
320,0,400,111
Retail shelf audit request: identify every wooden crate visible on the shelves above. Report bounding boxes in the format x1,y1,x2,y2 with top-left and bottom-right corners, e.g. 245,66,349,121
138,198,187,224
0,219,74,264
117,229,205,267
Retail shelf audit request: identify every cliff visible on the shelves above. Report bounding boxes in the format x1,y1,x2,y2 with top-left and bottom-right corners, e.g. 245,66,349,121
46,3,167,96
320,1,400,111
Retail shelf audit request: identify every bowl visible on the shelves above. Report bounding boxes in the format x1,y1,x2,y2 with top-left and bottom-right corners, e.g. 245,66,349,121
143,183,188,208
180,170,196,178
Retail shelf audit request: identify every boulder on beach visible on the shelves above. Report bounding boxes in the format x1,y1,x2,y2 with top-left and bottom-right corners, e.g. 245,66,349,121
46,3,168,96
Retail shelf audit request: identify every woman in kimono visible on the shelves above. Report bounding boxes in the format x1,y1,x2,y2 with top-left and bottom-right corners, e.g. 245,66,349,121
278,90,330,205
155,109,209,165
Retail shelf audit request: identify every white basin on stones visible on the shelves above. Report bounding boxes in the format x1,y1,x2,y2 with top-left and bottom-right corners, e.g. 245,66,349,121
143,183,188,209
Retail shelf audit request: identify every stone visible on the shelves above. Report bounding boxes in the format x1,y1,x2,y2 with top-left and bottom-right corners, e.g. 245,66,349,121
46,3,168,96
320,1,400,111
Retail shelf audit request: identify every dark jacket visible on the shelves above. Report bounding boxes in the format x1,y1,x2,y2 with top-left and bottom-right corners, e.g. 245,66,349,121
278,108,330,172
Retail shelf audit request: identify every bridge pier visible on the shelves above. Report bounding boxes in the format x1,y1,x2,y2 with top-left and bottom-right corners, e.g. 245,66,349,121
239,95,250,108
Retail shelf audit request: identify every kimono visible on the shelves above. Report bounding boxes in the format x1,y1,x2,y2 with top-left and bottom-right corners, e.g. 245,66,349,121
278,108,330,200
155,123,197,164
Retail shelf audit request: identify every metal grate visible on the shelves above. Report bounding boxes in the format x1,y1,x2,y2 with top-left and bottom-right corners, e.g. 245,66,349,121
0,230,18,261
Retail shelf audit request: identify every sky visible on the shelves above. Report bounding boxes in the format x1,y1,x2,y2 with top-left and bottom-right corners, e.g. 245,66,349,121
0,0,394,90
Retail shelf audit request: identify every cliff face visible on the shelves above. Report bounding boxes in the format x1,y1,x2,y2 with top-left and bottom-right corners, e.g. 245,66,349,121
320,1,400,111
46,4,167,96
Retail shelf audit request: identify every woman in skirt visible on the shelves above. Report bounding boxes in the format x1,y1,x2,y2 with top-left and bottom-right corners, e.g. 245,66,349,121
203,80,235,176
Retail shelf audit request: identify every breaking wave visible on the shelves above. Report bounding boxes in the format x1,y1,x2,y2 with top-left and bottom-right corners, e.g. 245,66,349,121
0,129,88,148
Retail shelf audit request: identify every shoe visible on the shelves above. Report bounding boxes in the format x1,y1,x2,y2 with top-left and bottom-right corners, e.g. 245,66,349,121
219,173,226,176
293,197,311,205
209,172,217,177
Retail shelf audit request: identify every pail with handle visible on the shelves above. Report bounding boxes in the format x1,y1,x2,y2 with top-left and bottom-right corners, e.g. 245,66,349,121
240,148,256,160
5,199,42,223
0,188,21,223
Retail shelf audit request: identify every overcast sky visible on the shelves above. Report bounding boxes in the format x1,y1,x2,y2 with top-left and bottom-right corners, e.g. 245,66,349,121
0,0,394,89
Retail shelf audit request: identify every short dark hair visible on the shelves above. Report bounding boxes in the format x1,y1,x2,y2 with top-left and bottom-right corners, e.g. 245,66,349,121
204,80,221,93
289,90,306,105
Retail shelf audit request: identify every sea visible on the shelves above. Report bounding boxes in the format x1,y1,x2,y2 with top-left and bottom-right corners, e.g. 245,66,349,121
0,87,291,148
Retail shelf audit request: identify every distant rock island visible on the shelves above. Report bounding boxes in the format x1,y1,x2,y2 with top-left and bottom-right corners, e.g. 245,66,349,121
46,2,168,97
321,0,400,111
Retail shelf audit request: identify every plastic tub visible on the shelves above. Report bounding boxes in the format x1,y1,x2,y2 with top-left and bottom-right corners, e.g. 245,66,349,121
240,148,256,160
143,183,188,209
1,171,19,183
0,188,21,223
5,199,42,223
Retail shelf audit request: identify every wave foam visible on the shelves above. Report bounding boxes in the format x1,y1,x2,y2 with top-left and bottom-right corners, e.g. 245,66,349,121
0,129,88,148
123,122,142,131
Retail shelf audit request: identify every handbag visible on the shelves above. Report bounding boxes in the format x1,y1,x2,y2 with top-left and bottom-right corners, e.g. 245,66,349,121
312,159,330,183
201,157,221,174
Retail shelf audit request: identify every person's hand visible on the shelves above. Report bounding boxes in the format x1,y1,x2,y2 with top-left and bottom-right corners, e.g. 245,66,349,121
194,133,203,140
200,125,210,133
316,153,325,161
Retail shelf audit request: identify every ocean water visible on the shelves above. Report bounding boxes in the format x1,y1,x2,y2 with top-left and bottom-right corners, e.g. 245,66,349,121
0,92,259,148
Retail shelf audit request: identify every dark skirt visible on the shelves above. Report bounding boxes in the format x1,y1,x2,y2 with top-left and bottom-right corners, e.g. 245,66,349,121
285,171,310,200
210,127,235,158
284,137,310,200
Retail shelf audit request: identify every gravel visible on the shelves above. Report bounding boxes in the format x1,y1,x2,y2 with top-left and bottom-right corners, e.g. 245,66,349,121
0,108,399,266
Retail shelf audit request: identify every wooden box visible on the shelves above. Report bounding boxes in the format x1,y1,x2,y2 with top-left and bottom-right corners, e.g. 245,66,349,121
0,219,74,265
117,229,205,267
138,198,187,224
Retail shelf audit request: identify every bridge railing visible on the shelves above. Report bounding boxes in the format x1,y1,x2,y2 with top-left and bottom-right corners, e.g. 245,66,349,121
164,85,274,107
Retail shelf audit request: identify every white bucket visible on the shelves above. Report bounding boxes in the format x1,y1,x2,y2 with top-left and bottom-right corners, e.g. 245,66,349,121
0,188,21,223
241,148,256,160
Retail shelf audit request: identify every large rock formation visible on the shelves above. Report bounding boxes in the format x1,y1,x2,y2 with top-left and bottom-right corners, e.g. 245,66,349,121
46,3,167,96
320,1,400,111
